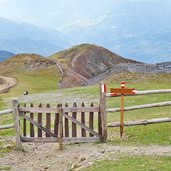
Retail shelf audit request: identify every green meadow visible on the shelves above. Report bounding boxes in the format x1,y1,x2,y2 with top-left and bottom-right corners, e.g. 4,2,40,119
0,72,171,170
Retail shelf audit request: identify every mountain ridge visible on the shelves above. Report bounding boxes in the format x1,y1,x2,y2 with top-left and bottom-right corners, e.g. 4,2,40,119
0,50,15,61
0,44,170,89
50,44,142,88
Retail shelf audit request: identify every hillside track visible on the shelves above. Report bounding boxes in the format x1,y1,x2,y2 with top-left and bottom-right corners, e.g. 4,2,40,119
0,137,171,171
0,76,17,93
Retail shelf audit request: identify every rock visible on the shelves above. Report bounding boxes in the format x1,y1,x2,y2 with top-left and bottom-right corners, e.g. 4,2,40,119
71,162,80,169
3,144,13,149
44,166,48,170
100,149,106,154
78,155,86,163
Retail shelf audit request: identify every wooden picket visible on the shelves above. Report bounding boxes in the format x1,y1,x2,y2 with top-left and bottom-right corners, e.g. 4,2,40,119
13,101,104,147
64,103,69,137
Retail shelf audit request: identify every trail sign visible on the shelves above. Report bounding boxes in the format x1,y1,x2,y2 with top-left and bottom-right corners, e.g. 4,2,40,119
110,82,136,138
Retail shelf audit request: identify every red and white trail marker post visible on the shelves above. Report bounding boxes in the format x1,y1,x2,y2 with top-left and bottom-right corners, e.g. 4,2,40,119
110,82,136,138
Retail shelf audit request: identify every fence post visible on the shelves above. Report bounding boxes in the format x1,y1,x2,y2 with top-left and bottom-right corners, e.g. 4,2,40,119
58,107,63,150
99,82,107,142
12,99,23,150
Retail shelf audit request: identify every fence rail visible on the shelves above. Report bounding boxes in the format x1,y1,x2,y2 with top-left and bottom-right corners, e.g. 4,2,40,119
107,101,171,113
106,89,171,97
0,109,13,115
106,88,171,128
0,109,14,130
108,118,171,127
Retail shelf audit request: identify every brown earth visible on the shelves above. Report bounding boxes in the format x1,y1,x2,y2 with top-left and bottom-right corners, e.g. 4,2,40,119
50,44,141,88
0,76,17,93
0,137,171,171
0,53,56,75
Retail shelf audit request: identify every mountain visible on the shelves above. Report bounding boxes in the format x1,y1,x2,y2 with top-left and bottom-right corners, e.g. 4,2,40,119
0,50,15,61
0,53,56,75
0,44,170,89
50,44,141,88
0,18,69,56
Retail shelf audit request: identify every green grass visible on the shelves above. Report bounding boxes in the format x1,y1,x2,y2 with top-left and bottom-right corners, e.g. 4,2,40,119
0,166,11,170
0,67,60,138
84,155,171,171
0,141,15,159
0,72,171,145
109,122,171,146
0,71,171,170
0,67,60,106
0,98,6,110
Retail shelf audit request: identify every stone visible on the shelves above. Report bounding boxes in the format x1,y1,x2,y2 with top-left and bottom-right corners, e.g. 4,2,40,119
78,155,86,163
3,144,13,149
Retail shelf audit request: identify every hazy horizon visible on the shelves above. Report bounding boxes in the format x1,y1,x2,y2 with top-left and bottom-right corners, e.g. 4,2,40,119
0,0,171,63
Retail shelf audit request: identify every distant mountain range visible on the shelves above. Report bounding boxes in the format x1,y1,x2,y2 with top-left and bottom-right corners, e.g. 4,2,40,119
0,18,69,57
1,0,171,65
0,50,15,61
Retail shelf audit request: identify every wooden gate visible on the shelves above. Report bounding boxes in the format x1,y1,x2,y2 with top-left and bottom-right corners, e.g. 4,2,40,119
13,99,107,149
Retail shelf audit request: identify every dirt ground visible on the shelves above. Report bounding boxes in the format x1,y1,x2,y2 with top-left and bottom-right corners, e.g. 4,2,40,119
0,137,171,171
0,76,17,93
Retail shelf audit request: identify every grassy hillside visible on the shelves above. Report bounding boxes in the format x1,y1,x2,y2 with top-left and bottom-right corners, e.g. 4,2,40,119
0,50,171,171
49,44,140,88
0,71,171,170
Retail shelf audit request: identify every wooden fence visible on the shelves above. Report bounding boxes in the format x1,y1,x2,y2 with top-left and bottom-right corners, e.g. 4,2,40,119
0,84,171,150
11,99,107,150
105,88,171,127
0,109,14,130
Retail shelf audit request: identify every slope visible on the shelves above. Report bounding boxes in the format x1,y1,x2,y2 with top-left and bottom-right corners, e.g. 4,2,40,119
50,44,141,88
0,53,60,95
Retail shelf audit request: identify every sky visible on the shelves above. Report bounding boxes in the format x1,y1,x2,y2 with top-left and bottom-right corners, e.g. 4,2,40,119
0,0,162,32
0,0,171,63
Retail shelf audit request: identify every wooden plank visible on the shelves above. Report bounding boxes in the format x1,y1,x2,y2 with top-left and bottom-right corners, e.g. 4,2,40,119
63,113,99,137
13,99,22,150
19,107,60,113
21,136,58,142
106,89,171,97
89,103,94,137
23,103,26,137
18,106,99,113
111,88,134,94
107,101,171,113
37,103,42,137
72,102,77,137
46,103,51,137
99,82,107,142
21,136,100,143
120,94,124,138
81,102,86,137
63,107,100,113
30,103,34,137
54,104,60,136
64,103,69,137
20,113,56,137
108,118,171,127
63,137,100,143
0,124,15,130
0,109,13,115
98,110,102,136
59,108,63,150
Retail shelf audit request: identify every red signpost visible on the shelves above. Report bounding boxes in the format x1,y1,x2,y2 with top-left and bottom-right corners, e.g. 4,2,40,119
111,82,136,138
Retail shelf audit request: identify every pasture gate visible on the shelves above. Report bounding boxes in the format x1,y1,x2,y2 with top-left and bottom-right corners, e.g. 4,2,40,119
1,82,171,150
12,98,107,150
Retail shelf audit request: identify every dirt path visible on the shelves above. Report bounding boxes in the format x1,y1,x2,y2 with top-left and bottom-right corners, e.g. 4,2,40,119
0,139,171,171
0,76,17,93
